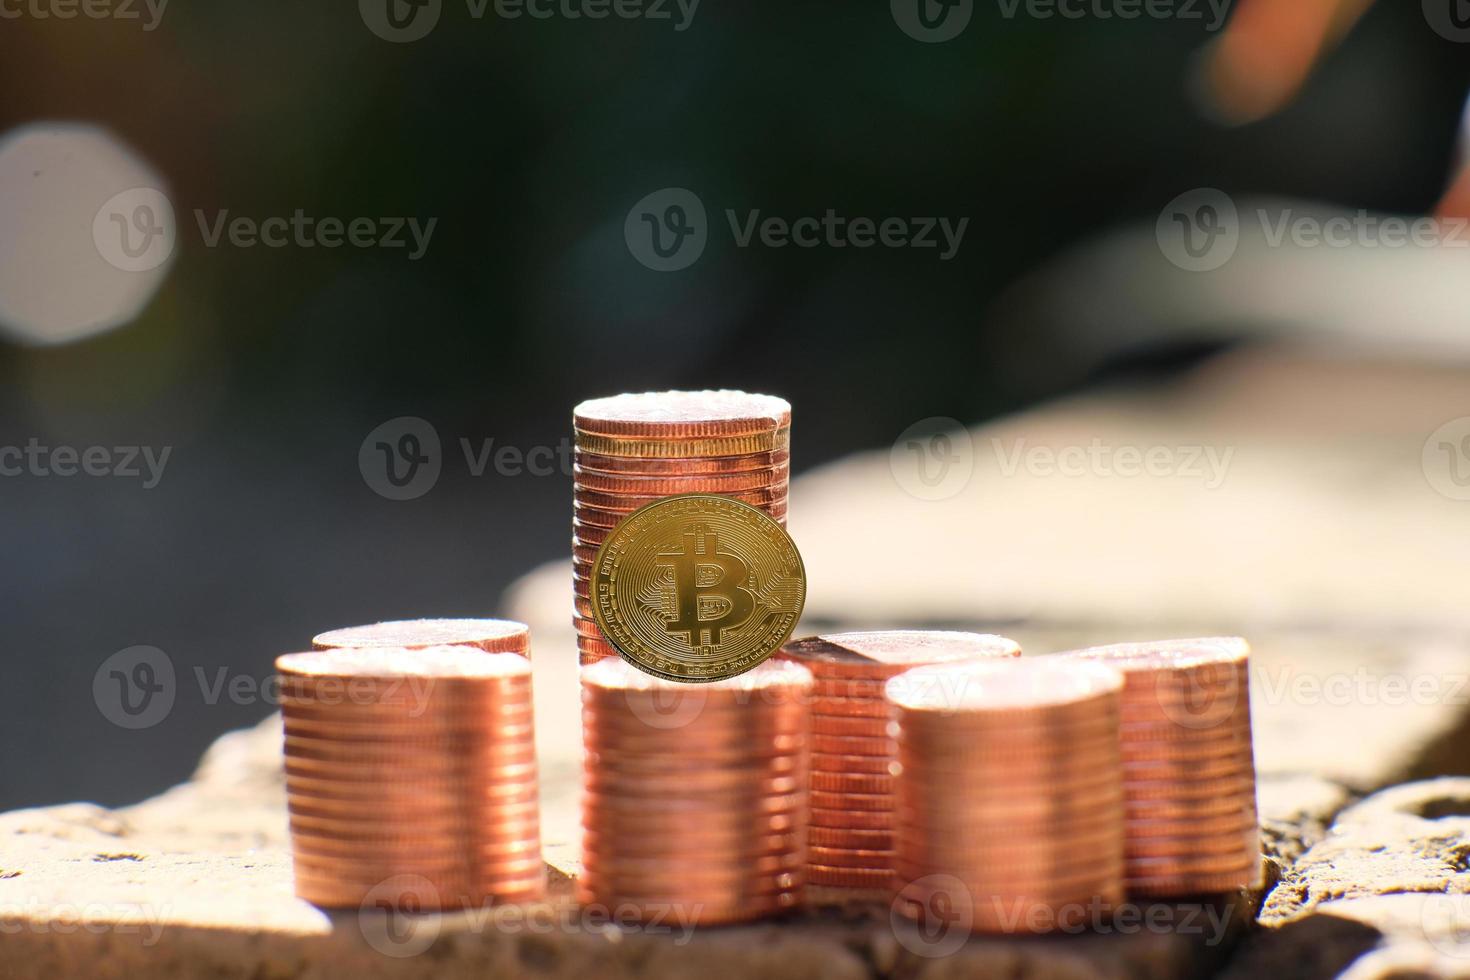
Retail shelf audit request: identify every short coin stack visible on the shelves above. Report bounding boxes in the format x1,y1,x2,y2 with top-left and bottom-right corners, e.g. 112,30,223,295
1060,637,1261,895
776,631,1021,899
572,390,792,665
579,658,813,925
278,646,544,909
313,618,531,658
887,658,1126,934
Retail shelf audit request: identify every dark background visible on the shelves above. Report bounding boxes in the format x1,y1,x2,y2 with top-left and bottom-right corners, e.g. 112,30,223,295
0,0,1463,809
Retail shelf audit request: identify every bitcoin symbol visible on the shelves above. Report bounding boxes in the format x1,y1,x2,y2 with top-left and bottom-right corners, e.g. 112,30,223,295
660,530,757,649
591,494,806,682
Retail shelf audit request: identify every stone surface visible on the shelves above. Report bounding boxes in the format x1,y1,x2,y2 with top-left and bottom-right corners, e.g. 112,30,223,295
0,715,1260,979
1226,780,1470,979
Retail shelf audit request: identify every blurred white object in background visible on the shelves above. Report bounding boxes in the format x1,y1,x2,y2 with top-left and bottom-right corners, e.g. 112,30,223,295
0,123,175,347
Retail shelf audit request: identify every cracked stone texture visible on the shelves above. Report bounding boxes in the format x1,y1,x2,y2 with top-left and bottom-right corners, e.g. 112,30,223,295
7,349,1470,978
1227,780,1470,979
0,713,1260,980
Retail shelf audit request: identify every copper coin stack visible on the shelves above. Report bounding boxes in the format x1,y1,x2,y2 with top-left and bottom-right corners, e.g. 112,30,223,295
775,631,1021,900
572,390,792,666
887,658,1127,934
579,658,813,925
278,646,545,909
313,618,531,658
1060,637,1261,895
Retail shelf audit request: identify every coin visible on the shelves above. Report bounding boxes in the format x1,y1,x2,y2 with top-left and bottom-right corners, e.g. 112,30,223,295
804,865,894,890
888,658,1126,930
810,715,892,737
810,753,895,775
574,466,791,494
811,733,893,757
780,631,1021,681
277,646,543,909
573,430,791,459
578,658,812,926
808,826,894,849
811,807,895,830
589,494,805,682
807,846,897,869
1059,638,1259,896
808,696,893,718
811,771,896,795
575,390,791,438
575,449,791,475
311,618,530,656
576,485,787,512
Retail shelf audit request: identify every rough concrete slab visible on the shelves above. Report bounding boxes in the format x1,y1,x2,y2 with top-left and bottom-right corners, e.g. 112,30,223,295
0,714,1262,980
1227,780,1470,980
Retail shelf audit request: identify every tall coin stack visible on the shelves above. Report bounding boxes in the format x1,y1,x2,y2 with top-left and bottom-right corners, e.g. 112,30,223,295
776,631,1021,900
313,618,532,658
579,658,813,925
278,646,545,909
887,658,1126,934
1060,637,1261,895
572,390,792,666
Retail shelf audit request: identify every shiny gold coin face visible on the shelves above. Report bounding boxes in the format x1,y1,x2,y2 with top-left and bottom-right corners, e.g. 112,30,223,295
590,494,806,683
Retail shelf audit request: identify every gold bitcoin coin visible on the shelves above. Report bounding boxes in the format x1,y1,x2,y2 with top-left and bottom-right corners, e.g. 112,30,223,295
590,494,806,682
